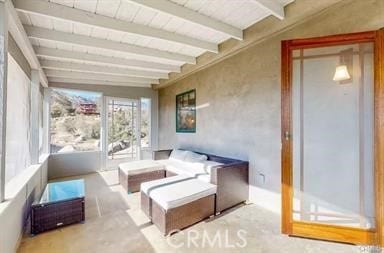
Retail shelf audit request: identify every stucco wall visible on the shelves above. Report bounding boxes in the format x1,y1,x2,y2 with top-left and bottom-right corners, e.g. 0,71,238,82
158,0,384,213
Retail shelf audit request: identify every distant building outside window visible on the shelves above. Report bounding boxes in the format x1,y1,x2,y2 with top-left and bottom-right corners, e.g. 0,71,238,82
50,89,102,153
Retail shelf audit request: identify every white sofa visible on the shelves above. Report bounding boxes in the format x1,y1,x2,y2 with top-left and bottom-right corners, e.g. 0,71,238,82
155,149,224,182
119,149,249,213
152,149,249,213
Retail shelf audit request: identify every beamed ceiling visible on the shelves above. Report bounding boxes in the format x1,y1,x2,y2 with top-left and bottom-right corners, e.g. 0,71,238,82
11,0,295,88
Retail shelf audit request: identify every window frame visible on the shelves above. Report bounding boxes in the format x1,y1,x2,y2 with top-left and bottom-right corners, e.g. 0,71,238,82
140,97,151,150
48,87,103,154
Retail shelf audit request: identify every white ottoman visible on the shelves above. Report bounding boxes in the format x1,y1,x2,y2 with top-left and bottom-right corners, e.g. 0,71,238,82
146,179,217,235
140,175,192,217
118,160,165,193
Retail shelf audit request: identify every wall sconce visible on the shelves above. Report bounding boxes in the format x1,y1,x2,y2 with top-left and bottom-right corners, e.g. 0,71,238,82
333,65,351,81
333,48,353,84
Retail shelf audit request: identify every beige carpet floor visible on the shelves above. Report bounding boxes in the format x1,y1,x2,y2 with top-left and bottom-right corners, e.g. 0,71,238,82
17,170,361,253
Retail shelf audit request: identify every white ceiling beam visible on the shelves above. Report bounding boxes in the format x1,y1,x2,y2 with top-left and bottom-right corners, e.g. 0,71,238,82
34,46,180,73
127,0,243,40
14,0,218,53
48,77,151,88
44,69,159,84
252,0,285,20
40,59,168,79
5,0,47,86
25,26,196,64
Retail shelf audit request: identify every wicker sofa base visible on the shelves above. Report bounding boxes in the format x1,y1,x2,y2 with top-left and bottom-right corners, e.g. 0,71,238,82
141,191,151,218
119,169,165,193
151,194,215,235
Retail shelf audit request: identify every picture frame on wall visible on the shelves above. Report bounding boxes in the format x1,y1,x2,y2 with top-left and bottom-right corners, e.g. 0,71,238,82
176,89,196,133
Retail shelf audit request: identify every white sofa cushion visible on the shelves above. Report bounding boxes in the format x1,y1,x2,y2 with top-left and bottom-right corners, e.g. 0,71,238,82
118,160,165,176
141,174,192,195
149,179,217,210
189,161,224,174
200,160,223,174
169,149,188,161
184,151,208,163
196,174,211,183
157,159,207,177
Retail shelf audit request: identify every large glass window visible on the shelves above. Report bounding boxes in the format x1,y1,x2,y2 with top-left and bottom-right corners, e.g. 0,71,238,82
5,55,31,184
140,98,151,148
38,88,44,157
50,89,102,153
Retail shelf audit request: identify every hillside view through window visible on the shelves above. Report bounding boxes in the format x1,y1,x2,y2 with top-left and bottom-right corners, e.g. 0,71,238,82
50,89,101,153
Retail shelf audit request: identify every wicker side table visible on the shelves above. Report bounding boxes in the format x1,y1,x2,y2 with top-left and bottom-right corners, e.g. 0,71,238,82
31,179,85,235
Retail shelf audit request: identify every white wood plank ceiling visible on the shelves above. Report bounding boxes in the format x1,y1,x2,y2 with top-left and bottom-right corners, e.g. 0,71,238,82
14,0,294,88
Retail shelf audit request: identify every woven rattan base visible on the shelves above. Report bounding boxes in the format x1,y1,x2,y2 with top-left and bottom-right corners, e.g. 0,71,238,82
151,194,215,235
119,169,166,193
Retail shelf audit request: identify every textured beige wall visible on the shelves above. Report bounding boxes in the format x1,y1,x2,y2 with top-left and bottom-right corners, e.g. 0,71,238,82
158,0,384,212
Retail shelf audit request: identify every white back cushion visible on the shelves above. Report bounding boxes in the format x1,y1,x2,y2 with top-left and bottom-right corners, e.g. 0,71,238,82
184,151,208,163
169,149,188,161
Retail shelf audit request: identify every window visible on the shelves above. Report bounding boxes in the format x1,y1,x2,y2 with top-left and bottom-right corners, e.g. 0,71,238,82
5,55,31,184
140,98,151,148
38,88,44,156
50,89,102,153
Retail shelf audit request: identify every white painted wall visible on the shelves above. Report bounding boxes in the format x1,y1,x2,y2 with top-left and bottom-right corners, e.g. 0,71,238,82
48,151,101,179
0,32,47,253
5,55,31,184
0,156,48,253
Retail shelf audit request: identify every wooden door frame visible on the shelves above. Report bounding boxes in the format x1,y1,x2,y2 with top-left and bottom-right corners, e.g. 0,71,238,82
281,28,384,246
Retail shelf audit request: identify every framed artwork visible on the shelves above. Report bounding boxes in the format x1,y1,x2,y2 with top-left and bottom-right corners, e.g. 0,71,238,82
176,89,196,133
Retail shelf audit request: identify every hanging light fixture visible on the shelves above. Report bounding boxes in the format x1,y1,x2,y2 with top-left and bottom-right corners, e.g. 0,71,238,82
333,48,353,84
333,65,351,81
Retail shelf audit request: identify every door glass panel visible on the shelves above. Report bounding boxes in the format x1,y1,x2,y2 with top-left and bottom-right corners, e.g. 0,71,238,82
292,42,374,229
107,99,139,169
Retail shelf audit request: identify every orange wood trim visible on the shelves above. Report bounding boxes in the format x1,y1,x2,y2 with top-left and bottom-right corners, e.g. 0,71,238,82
289,31,376,50
292,50,373,60
374,28,384,247
281,28,383,246
291,221,376,245
358,44,366,227
281,39,293,235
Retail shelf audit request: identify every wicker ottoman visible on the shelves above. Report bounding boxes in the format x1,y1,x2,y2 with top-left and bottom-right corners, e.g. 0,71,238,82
118,160,166,193
140,175,192,218
144,179,216,235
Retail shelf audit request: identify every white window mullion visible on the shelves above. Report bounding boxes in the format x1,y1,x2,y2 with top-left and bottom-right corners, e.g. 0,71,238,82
42,88,51,155
0,1,8,202
30,70,39,164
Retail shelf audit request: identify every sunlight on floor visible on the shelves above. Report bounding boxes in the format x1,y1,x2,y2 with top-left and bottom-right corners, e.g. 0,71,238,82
17,171,361,253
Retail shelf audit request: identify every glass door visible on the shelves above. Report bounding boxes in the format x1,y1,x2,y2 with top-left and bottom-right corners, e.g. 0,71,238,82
106,98,140,169
281,30,384,245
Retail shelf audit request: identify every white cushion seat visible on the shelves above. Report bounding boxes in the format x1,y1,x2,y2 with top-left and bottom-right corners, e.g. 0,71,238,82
141,174,192,195
118,160,165,176
157,158,223,178
148,179,217,210
157,159,207,177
